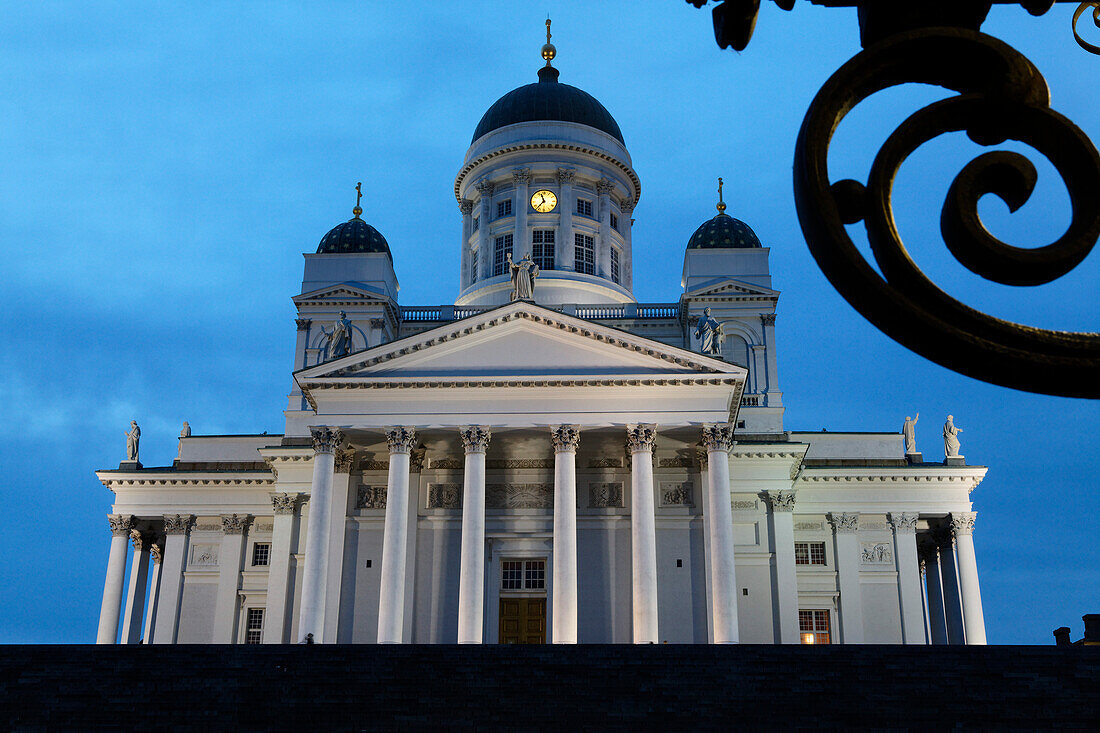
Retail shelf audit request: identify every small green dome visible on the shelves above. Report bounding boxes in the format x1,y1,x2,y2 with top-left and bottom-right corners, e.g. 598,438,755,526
317,217,391,256
687,213,761,250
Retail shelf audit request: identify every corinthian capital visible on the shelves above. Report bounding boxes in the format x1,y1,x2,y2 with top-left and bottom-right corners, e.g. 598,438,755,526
596,178,614,195
129,529,147,551
950,512,976,537
761,313,777,326
271,493,299,515
888,512,919,534
551,425,580,452
309,426,343,455
475,179,494,196
625,424,657,453
766,490,796,512
386,427,418,455
512,167,532,185
163,514,193,535
620,200,634,216
828,512,860,534
108,514,135,537
221,514,251,534
459,198,475,216
334,448,356,473
460,426,491,454
701,424,735,453
295,317,312,331
150,543,163,564
556,168,576,185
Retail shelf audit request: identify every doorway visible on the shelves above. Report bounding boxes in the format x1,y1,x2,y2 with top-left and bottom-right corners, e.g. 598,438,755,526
498,558,546,644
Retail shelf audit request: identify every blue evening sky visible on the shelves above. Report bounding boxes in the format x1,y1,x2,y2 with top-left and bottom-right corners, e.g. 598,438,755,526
1,2,1096,644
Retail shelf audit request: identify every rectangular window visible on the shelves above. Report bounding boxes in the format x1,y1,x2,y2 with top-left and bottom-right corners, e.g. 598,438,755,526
610,247,621,284
251,543,270,567
799,609,831,644
794,541,826,566
493,234,513,276
502,559,546,591
497,199,512,218
532,229,555,271
245,608,265,644
470,249,478,282
611,212,619,230
576,198,593,217
472,215,479,232
574,233,595,275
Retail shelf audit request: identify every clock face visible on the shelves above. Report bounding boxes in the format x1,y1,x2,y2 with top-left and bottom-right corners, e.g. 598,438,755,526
530,190,557,213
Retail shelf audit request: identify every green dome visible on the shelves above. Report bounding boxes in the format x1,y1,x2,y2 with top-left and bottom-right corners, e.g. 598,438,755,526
317,217,391,256
687,213,761,250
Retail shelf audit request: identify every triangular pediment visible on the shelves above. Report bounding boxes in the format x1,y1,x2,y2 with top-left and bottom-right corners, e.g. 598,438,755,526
293,283,392,306
297,302,743,383
686,278,779,299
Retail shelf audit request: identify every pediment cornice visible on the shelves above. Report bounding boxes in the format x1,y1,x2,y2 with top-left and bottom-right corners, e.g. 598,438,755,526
685,278,780,300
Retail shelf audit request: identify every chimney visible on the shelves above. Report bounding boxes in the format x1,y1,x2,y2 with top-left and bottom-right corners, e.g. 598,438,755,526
1083,614,1100,645
1053,627,1071,646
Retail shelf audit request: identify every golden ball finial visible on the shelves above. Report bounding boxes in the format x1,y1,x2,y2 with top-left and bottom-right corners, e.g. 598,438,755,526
542,18,556,65
353,181,363,218
716,176,727,214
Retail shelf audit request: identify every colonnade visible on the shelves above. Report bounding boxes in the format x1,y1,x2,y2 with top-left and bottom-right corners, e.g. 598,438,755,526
919,513,986,645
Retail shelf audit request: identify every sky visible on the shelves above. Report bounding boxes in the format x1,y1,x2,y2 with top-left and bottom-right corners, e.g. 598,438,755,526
0,1,1096,644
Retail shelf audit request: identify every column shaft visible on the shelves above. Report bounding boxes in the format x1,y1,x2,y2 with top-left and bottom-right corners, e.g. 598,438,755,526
323,455,354,643
264,495,300,643
557,170,575,271
703,425,738,643
551,426,580,644
767,491,799,643
212,515,250,643
829,513,864,644
921,541,949,644
458,427,490,644
142,545,162,644
153,515,191,644
298,427,341,643
121,532,150,644
96,515,132,644
514,169,530,260
628,425,658,644
378,428,416,643
890,513,925,644
936,529,966,645
952,513,987,644
596,180,613,279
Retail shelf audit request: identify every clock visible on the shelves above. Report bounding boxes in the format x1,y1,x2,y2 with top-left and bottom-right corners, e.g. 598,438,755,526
530,190,557,213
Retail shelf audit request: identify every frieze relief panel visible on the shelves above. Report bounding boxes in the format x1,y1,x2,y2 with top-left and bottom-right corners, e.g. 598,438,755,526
588,457,623,468
732,495,759,511
356,485,387,509
189,544,219,568
487,483,553,509
660,481,693,507
795,521,826,531
589,482,624,508
427,483,462,509
428,458,464,470
860,542,894,565
487,459,554,469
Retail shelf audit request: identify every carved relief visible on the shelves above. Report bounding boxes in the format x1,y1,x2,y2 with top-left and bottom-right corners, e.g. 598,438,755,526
163,514,193,535
795,521,825,531
861,542,894,565
460,426,491,454
888,512,919,534
701,424,735,452
951,512,976,536
765,490,797,512
589,482,624,508
356,485,387,510
386,427,417,455
732,499,759,511
659,455,695,468
486,458,554,469
487,483,553,509
310,426,343,455
369,318,386,330
828,512,860,533
588,457,623,468
550,425,580,452
625,424,657,453
409,447,426,472
108,514,135,537
271,494,299,515
360,460,390,471
190,544,219,567
660,482,693,507
221,514,250,534
429,458,464,470
427,483,462,509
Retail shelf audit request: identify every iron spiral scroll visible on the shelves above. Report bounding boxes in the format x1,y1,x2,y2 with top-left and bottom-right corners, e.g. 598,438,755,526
689,1,1100,397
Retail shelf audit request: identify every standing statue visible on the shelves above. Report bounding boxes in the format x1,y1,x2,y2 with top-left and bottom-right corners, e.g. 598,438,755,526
694,307,724,355
507,251,539,301
943,415,963,458
902,413,919,454
178,421,191,459
124,421,141,462
320,311,352,359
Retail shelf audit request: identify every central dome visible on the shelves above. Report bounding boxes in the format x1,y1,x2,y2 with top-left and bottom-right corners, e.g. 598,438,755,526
471,66,624,145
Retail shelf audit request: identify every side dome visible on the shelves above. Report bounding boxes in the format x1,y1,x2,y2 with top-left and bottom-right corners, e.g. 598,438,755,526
687,213,761,250
317,216,391,257
471,66,624,145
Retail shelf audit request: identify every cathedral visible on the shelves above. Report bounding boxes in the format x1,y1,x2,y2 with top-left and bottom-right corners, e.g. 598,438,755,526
94,30,988,646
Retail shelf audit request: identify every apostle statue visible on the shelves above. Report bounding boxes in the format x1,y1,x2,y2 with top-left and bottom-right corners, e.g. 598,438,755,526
902,413,919,454
507,251,539,301
694,307,723,355
320,311,352,359
178,421,191,459
124,421,141,462
943,415,963,458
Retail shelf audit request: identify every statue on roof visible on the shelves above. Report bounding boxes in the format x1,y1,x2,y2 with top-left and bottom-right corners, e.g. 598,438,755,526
694,307,724,355
507,251,539,301
943,415,963,458
902,413,919,455
320,311,352,359
124,421,140,462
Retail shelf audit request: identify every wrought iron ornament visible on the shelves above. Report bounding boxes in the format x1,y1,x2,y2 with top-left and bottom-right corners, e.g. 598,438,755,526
688,0,1100,397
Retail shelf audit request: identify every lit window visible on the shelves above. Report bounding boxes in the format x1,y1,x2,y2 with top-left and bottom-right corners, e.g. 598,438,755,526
576,198,593,217
245,608,265,644
472,216,479,232
610,212,619,230
502,559,545,591
493,234,513,276
610,247,620,284
532,230,555,271
470,250,478,283
251,543,270,567
574,233,595,275
799,609,830,644
497,199,512,218
795,542,826,566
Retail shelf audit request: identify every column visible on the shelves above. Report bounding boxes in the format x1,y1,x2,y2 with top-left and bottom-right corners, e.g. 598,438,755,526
889,512,925,644
142,542,162,644
458,426,491,643
761,314,783,407
596,178,614,279
459,199,474,287
934,525,966,645
476,179,494,280
378,427,417,643
264,494,300,643
557,169,575,271
121,529,151,644
96,514,133,644
212,514,250,643
551,425,580,644
289,318,312,409
323,448,355,642
513,168,531,259
627,424,658,644
297,426,342,643
620,201,634,290
701,424,738,643
919,538,949,645
766,490,799,643
951,512,987,644
153,514,192,644
828,512,864,644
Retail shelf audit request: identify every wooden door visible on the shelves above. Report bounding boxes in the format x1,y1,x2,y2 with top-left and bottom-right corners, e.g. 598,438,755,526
498,598,546,644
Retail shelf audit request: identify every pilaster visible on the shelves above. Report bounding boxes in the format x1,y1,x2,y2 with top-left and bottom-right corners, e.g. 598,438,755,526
766,490,799,643
264,494,301,643
153,514,192,644
513,168,531,260
596,177,614,280
557,169,575,271
476,179,494,281
212,513,251,643
828,512,864,643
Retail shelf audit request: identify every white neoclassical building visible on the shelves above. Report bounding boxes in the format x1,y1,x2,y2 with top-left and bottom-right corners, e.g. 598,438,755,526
94,38,988,647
